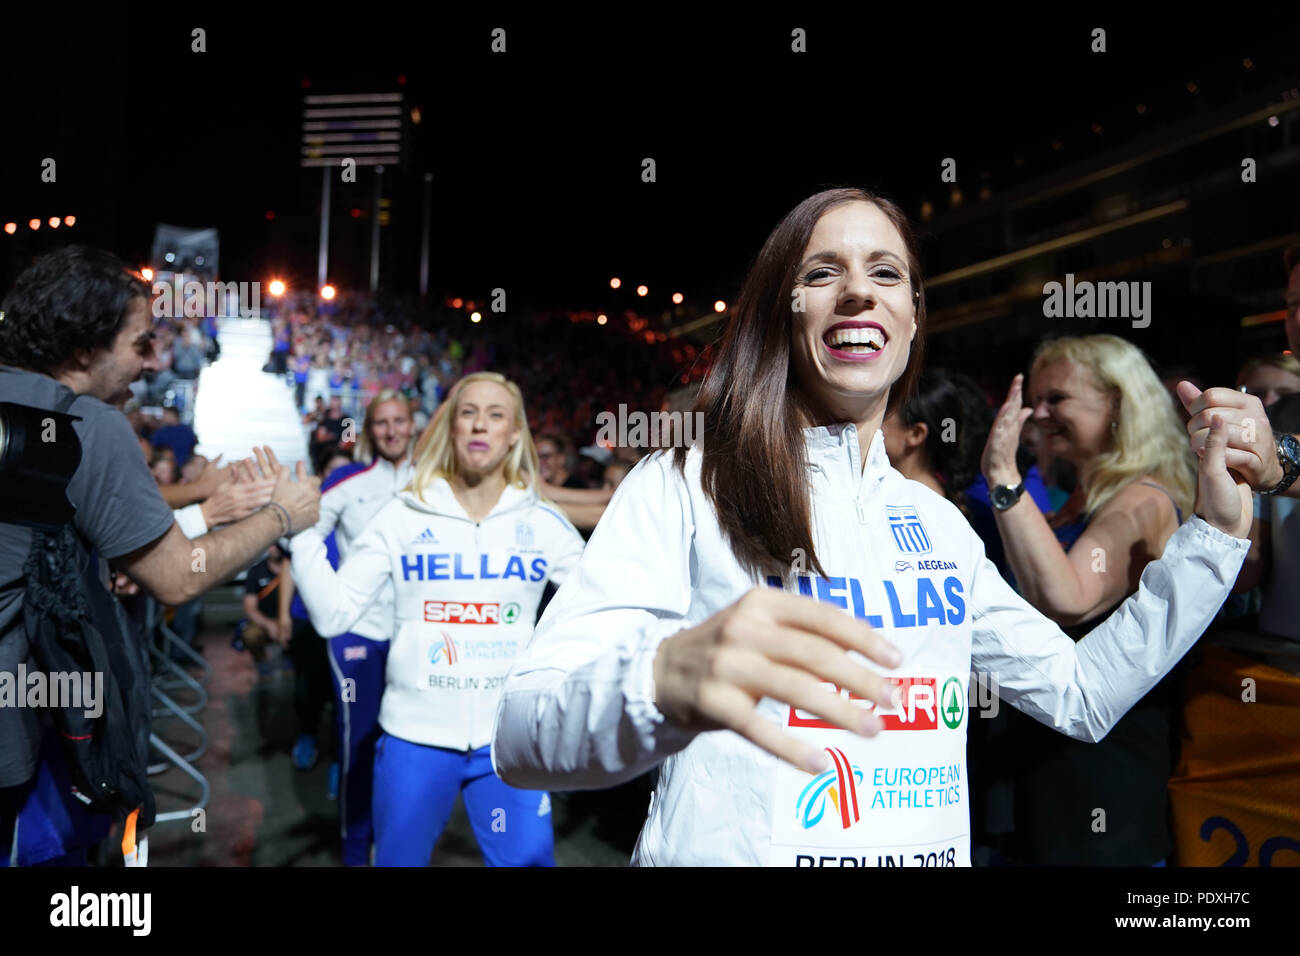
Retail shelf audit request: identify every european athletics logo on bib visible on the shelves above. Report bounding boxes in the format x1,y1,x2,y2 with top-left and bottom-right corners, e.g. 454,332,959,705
795,747,864,830
429,632,459,666
886,505,932,555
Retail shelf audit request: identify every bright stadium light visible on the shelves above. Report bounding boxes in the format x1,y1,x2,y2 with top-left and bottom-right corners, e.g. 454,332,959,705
64,215,75,226
3,223,15,235
49,217,60,229
672,292,683,304
713,300,726,313
636,285,648,297
321,285,336,300
141,268,154,281
597,314,608,325
470,312,482,323
610,277,621,289
28,219,40,230
269,280,286,296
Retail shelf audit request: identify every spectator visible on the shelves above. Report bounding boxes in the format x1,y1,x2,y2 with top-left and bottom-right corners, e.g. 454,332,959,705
234,543,288,667
981,333,1195,866
303,395,326,426
310,395,348,463
881,369,993,516
292,353,311,411
150,449,177,485
171,322,205,379
536,432,586,488
1236,353,1300,410
151,405,198,464
1242,392,1300,663
0,245,320,866
306,353,331,413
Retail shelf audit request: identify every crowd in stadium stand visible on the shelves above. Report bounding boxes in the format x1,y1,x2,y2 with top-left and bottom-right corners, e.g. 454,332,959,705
256,291,705,486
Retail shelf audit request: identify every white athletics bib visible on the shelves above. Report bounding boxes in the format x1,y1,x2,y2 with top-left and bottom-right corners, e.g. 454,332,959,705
766,672,971,867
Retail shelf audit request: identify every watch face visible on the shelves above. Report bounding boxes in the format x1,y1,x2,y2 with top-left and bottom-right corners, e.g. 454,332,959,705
991,485,1014,509
1281,433,1300,470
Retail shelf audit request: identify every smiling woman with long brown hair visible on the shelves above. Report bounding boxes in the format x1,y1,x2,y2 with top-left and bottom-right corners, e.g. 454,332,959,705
491,187,1251,867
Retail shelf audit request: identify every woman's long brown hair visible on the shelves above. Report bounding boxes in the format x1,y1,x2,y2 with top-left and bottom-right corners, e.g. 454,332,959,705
673,187,927,584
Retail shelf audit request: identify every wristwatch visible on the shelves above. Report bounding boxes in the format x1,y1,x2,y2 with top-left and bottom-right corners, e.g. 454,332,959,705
1263,431,1300,496
990,480,1026,511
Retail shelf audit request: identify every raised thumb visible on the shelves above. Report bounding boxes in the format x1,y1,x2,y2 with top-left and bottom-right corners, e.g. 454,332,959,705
1175,380,1203,414
1203,414,1227,470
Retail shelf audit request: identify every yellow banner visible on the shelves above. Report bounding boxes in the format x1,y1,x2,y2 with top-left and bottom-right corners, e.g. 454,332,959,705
1169,645,1300,866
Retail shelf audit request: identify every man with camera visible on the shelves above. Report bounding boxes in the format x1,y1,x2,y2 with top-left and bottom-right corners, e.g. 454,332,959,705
0,245,320,865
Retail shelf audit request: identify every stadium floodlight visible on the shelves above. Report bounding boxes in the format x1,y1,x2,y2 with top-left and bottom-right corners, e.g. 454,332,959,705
597,314,608,325
141,268,154,281
470,312,482,323
636,285,648,297
714,300,727,313
672,293,683,304
49,218,60,229
269,280,286,297
64,215,75,226
321,284,336,300
28,219,40,230
3,223,15,235
610,277,621,289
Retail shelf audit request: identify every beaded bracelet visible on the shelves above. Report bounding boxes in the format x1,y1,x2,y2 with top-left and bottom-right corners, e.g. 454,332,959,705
265,501,293,536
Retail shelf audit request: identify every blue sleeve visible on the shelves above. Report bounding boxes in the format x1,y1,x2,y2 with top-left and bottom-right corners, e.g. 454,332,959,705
325,531,340,570
321,462,367,493
1024,465,1052,511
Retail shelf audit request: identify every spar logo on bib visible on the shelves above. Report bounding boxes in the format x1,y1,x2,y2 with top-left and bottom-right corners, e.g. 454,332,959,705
940,677,964,729
424,600,500,624
429,632,459,666
787,676,967,731
796,747,864,830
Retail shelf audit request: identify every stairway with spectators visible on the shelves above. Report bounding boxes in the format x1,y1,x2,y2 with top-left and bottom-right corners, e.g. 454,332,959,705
192,317,307,471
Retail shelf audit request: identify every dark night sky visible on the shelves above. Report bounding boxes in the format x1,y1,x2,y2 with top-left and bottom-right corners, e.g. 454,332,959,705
3,9,1297,309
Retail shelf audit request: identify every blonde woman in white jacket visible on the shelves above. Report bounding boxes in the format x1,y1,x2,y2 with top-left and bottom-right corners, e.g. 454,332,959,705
491,188,1253,867
291,372,585,866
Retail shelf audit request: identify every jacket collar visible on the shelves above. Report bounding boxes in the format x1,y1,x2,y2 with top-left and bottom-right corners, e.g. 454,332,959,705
804,423,890,488
397,476,536,521
371,454,414,478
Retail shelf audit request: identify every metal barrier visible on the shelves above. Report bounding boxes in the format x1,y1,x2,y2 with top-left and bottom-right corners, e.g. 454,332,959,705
143,597,210,824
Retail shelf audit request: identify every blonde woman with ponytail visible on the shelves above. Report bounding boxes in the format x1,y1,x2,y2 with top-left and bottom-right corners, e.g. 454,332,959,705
291,372,585,866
